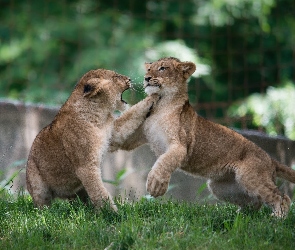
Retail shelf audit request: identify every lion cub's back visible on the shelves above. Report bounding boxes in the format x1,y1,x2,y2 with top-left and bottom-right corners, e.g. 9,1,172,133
180,104,258,171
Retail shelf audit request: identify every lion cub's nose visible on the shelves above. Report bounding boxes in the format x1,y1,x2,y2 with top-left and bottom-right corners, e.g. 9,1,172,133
145,76,152,82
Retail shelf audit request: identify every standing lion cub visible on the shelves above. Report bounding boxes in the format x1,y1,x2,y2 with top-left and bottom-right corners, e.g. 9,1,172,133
26,69,158,211
115,57,295,217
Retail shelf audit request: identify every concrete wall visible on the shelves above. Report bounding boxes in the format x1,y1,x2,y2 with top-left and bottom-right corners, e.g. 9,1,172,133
1,100,295,202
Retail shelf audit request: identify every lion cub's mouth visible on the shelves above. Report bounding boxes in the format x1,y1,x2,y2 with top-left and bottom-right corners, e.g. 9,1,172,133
145,83,161,88
121,85,130,104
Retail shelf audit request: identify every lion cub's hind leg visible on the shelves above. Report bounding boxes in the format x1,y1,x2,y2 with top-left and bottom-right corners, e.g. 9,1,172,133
236,168,291,218
26,159,53,208
208,176,262,212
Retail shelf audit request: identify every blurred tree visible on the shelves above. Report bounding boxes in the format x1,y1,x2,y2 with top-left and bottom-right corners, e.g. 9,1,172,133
0,0,294,122
191,0,294,102
228,82,295,139
0,0,206,104
0,0,157,104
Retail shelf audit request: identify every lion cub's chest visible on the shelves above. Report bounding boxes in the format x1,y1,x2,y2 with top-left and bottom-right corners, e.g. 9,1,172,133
144,112,170,156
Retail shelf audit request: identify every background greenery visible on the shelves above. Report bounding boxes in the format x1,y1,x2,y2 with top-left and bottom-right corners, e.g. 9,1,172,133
0,0,295,138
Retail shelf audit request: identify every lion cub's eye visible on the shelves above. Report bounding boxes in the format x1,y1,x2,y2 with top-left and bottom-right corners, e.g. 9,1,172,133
159,66,167,71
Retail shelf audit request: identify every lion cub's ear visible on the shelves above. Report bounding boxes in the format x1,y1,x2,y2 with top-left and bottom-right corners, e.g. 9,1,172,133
83,78,102,98
178,61,196,79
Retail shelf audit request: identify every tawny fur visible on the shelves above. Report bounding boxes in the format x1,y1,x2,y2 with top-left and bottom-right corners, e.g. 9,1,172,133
26,69,158,211
114,57,295,218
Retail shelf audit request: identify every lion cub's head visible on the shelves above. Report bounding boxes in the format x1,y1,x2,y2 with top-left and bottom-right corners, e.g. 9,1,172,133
74,69,131,111
144,57,196,96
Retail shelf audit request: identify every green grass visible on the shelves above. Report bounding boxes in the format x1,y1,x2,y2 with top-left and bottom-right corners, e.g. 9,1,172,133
0,192,295,250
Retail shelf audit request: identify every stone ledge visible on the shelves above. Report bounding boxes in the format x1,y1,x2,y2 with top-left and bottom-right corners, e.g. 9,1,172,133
1,100,294,201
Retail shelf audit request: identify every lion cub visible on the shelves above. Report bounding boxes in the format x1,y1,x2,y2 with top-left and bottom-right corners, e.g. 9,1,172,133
26,69,158,211
117,57,295,217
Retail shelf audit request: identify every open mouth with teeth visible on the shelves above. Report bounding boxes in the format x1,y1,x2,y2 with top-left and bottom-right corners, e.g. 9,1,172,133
121,89,128,104
121,82,131,104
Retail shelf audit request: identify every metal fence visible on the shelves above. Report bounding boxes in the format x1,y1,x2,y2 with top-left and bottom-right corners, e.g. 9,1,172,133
2,0,295,131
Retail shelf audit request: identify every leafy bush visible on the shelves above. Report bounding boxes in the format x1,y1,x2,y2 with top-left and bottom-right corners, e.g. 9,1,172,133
229,82,295,139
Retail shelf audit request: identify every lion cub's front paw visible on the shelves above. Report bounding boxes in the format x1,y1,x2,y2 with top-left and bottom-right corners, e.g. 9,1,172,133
146,168,170,197
146,93,160,108
144,94,160,118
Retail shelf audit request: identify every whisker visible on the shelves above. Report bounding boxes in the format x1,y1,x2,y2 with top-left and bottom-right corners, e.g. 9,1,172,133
130,86,145,94
123,71,146,94
129,80,145,93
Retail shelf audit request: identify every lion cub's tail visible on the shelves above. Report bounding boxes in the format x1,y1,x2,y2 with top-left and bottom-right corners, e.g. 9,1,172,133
274,159,295,183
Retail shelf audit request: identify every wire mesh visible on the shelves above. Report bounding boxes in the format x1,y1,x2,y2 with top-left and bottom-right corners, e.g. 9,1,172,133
1,0,294,131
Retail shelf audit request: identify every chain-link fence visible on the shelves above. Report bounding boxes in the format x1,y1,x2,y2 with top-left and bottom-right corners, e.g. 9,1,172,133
1,0,295,135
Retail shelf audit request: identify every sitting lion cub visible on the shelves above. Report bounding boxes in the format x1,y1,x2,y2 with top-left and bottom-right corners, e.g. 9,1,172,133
116,57,295,217
26,69,158,211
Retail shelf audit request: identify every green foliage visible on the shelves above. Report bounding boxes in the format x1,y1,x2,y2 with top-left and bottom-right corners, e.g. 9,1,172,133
103,168,129,186
0,159,25,193
192,0,295,113
0,1,154,104
0,0,208,105
0,193,295,249
193,0,275,31
1,0,294,111
229,82,295,139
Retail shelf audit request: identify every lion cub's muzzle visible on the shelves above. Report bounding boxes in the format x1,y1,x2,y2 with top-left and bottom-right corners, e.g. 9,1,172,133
121,79,131,104
145,76,152,82
121,78,131,91
144,76,161,89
